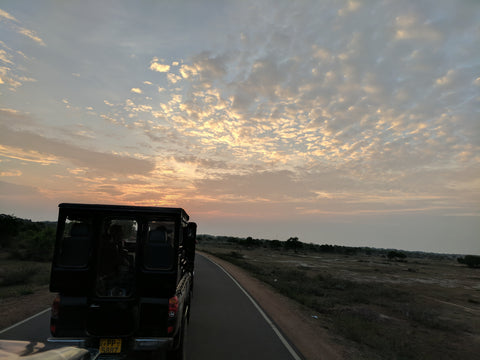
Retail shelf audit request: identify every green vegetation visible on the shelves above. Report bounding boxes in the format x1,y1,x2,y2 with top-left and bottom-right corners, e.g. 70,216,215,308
0,260,51,298
387,250,407,260
458,255,480,268
0,214,55,299
196,234,456,259
0,214,56,261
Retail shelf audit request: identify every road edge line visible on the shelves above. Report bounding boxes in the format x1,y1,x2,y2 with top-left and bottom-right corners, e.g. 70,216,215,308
0,307,51,334
203,255,303,360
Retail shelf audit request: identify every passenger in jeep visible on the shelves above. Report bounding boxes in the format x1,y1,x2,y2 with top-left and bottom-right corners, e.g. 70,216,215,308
97,224,133,297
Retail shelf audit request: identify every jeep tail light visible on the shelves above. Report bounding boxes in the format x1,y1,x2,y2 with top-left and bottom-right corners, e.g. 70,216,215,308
51,294,60,318
50,294,60,335
50,322,56,335
168,296,179,318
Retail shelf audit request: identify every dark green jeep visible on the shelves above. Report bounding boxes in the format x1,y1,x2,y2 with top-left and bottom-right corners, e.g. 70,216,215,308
48,203,196,360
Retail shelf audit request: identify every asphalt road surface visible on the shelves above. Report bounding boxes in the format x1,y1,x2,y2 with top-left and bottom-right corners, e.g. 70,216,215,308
0,254,299,359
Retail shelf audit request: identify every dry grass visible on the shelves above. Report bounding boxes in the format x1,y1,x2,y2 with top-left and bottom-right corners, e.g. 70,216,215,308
199,242,480,360
0,251,51,299
0,251,54,330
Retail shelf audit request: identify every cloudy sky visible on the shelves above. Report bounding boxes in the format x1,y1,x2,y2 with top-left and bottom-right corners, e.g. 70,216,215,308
1,0,479,254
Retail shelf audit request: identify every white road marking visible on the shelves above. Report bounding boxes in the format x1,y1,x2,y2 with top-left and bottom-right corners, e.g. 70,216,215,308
205,256,303,360
0,308,50,334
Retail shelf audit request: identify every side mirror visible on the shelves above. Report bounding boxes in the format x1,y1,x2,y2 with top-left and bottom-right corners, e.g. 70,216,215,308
186,222,197,244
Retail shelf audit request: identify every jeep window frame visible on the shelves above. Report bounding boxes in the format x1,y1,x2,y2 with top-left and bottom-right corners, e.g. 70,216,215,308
55,214,94,269
143,219,177,271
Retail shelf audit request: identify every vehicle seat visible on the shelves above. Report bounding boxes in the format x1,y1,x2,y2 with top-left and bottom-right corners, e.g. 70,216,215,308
57,223,91,267
143,229,173,269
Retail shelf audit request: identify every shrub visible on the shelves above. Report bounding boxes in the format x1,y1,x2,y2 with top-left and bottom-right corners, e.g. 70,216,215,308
459,255,480,268
10,227,55,261
285,237,302,250
229,251,244,259
0,266,39,286
239,237,262,247
387,250,407,260
0,214,23,248
268,240,282,249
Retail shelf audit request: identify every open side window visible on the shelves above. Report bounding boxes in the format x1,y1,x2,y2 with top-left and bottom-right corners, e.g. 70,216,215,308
57,218,92,268
143,220,175,270
96,218,137,297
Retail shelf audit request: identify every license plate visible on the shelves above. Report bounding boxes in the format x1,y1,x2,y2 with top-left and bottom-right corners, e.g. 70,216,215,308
99,338,122,353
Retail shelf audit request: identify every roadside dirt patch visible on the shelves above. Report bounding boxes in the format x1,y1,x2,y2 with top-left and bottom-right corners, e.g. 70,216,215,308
199,251,347,360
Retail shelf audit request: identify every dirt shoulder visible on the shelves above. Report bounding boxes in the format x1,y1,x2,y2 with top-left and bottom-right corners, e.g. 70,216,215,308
199,251,346,360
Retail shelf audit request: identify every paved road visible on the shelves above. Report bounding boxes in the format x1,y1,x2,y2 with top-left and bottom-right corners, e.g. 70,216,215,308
1,254,298,359
186,255,297,359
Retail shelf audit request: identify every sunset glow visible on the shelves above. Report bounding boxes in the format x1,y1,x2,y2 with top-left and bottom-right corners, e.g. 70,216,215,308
0,0,479,254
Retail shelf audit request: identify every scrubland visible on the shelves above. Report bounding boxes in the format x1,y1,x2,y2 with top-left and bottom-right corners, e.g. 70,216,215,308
198,238,480,360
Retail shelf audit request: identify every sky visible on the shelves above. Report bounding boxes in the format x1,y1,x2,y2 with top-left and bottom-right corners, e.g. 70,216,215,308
0,0,479,254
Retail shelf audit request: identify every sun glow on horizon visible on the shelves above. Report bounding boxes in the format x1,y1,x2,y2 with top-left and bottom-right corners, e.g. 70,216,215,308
0,1,479,253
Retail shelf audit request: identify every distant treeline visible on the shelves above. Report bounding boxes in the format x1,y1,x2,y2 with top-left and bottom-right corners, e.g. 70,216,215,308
0,214,56,261
198,234,370,254
1,214,476,266
197,234,466,262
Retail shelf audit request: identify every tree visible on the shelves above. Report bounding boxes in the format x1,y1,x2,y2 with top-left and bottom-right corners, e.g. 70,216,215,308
239,236,261,247
458,255,480,268
285,237,302,250
0,214,22,248
11,226,55,261
268,239,282,249
387,250,407,260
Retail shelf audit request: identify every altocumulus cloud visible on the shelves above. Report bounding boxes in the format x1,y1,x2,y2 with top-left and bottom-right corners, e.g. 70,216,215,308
150,57,171,73
114,0,479,219
0,0,478,252
0,110,155,176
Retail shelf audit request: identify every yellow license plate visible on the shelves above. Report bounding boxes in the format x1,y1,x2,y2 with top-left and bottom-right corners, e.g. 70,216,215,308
99,338,122,353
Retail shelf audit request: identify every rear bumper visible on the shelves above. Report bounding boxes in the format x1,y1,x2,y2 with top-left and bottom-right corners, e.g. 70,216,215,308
133,337,173,350
47,337,173,351
47,338,88,347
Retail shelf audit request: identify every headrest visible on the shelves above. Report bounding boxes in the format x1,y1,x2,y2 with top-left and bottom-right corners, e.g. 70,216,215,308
149,229,167,244
70,223,90,237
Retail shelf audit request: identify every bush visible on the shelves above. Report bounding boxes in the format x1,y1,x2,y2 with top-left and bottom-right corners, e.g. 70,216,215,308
268,240,283,249
239,237,262,247
285,237,302,250
387,250,407,260
0,266,39,286
1,214,56,261
458,255,480,268
229,251,244,259
0,214,24,248
10,227,55,261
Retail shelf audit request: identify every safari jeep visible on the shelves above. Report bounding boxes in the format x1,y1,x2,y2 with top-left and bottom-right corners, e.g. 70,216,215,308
48,203,196,359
